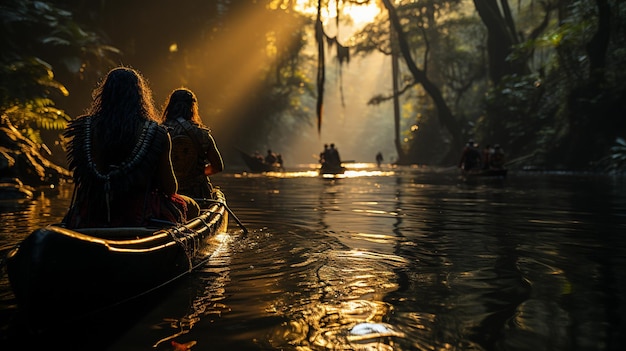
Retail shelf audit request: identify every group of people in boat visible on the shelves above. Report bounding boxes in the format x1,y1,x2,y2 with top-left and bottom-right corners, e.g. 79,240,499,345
458,140,506,171
319,143,342,167
252,149,284,169
63,66,224,229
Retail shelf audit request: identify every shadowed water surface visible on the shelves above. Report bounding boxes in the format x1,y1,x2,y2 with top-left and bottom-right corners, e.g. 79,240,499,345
0,165,624,350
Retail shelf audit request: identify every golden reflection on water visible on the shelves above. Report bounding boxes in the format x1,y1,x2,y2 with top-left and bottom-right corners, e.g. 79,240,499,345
276,299,404,350
233,163,396,179
151,231,235,349
323,169,396,179
268,248,410,350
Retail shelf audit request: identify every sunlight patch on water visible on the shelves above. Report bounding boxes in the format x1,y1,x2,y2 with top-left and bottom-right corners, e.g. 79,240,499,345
271,299,405,350
348,322,405,341
352,209,389,215
233,170,320,178
343,170,396,178
347,232,400,245
232,166,396,179
329,249,409,266
264,243,412,349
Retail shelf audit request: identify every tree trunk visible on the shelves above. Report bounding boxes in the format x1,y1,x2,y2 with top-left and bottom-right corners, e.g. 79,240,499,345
315,0,325,134
472,0,521,84
586,0,610,83
382,0,463,162
390,19,405,164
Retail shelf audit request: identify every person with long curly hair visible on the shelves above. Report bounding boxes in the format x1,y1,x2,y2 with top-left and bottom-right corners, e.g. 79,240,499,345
63,67,199,228
161,88,223,199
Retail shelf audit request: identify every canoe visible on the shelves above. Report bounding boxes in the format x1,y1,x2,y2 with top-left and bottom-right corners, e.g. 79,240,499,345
462,168,508,178
237,149,282,173
5,189,230,329
319,163,346,175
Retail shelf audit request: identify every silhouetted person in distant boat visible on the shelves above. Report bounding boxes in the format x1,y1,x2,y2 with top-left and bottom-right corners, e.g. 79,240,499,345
320,144,329,165
276,154,284,169
482,145,492,170
265,149,278,165
489,144,506,169
161,88,223,199
458,140,481,171
376,152,383,167
327,143,341,166
254,151,264,163
63,67,198,228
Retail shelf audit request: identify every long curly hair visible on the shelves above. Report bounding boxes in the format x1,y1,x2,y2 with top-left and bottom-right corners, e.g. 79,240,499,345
87,67,158,162
161,88,204,126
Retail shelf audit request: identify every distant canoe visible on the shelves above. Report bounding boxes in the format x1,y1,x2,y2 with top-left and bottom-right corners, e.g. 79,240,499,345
237,149,282,173
462,168,508,178
319,163,346,175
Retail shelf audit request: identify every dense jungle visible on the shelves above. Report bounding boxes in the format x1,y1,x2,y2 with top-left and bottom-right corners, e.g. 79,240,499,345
1,0,625,190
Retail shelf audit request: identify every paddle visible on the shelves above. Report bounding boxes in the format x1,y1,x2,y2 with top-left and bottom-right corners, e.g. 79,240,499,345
196,198,248,234
223,203,248,234
504,152,537,167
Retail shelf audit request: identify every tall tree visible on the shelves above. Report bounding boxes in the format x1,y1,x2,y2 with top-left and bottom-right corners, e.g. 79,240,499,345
381,0,464,163
472,0,557,84
586,0,611,83
315,0,325,134
389,22,405,163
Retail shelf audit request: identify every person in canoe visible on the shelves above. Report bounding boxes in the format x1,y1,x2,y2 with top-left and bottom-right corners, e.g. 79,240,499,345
265,149,276,164
161,88,224,199
481,144,492,170
319,144,329,165
489,144,506,169
63,67,199,228
458,139,482,171
254,150,264,163
319,143,345,174
324,143,341,167
375,151,383,168
276,153,284,169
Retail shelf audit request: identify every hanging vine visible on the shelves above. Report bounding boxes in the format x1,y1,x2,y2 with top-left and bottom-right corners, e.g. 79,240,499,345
315,0,352,135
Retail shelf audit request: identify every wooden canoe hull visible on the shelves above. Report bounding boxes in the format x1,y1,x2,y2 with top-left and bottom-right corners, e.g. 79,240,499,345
6,194,228,328
319,164,346,175
462,168,508,177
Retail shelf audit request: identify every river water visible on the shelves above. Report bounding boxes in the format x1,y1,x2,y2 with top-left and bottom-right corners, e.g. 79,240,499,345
1,165,625,350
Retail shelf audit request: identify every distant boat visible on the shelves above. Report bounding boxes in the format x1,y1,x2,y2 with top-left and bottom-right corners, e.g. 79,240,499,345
237,149,282,173
461,168,508,178
319,163,346,175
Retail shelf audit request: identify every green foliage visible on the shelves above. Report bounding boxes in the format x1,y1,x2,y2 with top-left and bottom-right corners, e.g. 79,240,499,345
0,57,71,142
473,0,626,170
0,0,117,144
477,73,553,154
5,98,70,128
